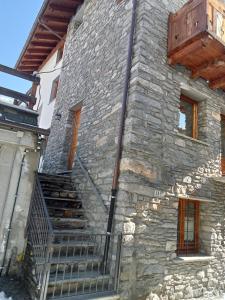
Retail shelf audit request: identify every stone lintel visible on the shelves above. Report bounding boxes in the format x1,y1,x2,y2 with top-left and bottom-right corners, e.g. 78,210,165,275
178,195,216,203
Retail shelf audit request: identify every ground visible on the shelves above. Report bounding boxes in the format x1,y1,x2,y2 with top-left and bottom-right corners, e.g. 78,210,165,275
0,277,30,300
0,276,224,300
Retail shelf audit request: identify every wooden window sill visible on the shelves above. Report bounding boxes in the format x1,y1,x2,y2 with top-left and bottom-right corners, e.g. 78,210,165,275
176,132,209,146
174,255,214,263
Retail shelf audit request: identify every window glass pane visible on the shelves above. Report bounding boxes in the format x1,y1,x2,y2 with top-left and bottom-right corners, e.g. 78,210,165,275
178,100,193,137
184,202,195,242
177,200,200,255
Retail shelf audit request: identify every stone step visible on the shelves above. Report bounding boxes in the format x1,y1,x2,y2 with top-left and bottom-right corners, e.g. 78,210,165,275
41,183,74,190
51,218,88,230
48,207,85,218
51,241,99,257
48,206,84,212
47,272,111,296
49,258,102,274
48,272,110,284
53,240,97,249
43,188,77,194
51,255,101,265
52,230,94,242
57,171,73,175
48,291,120,300
36,255,101,265
45,196,81,202
53,229,92,235
39,173,72,180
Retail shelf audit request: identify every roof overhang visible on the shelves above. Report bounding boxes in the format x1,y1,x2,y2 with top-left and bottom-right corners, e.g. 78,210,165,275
16,0,83,74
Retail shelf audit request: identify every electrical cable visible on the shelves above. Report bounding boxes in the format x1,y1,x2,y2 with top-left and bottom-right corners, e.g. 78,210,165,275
36,61,70,75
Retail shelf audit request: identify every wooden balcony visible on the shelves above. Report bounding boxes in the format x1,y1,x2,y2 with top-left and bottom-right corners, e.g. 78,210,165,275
168,0,225,90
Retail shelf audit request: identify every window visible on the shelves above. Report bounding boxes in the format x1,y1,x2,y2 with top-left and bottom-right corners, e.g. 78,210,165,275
178,94,198,139
49,76,60,103
177,199,200,255
56,45,64,64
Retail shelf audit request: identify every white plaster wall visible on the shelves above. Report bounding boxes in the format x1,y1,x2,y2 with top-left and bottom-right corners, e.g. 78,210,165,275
0,128,39,275
34,50,63,129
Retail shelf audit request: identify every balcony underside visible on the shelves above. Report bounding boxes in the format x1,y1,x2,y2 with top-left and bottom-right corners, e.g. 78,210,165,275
168,31,225,90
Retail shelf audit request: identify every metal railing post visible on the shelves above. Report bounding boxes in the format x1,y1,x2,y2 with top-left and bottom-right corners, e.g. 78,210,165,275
114,233,123,292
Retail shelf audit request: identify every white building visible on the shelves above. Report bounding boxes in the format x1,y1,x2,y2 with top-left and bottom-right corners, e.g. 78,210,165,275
15,0,84,130
34,45,63,129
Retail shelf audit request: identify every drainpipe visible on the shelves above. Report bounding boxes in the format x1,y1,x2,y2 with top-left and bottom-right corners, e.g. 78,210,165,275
104,0,138,263
0,152,26,276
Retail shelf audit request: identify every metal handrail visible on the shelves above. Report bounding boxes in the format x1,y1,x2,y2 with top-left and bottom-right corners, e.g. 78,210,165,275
75,153,108,213
36,177,53,234
26,174,54,300
25,173,122,299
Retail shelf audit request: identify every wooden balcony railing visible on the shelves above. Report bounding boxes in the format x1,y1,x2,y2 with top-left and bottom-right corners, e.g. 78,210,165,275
168,0,225,90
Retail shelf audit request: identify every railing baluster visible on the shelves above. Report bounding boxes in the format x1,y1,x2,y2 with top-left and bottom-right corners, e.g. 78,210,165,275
25,174,123,299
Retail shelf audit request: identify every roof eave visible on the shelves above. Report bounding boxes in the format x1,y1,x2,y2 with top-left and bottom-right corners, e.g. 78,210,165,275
15,0,49,70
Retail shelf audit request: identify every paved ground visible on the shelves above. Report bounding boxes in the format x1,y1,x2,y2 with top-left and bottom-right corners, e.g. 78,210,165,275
0,277,30,300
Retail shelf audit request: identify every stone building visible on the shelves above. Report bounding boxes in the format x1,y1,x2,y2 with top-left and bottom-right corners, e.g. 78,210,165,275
16,0,225,299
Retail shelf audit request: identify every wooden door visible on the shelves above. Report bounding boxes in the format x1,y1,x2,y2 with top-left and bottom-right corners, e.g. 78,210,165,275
67,108,81,170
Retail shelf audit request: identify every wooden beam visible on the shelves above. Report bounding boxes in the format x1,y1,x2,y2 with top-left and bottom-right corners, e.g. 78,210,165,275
42,15,70,24
191,55,225,79
17,66,38,71
35,33,59,40
168,39,207,65
39,24,67,33
209,76,225,89
21,61,42,66
0,64,40,84
27,48,51,54
22,59,44,64
24,54,47,60
31,41,57,47
49,4,76,13
0,86,36,104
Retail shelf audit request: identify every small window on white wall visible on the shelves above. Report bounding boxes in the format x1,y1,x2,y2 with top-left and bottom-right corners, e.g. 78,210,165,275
56,45,64,64
49,76,60,104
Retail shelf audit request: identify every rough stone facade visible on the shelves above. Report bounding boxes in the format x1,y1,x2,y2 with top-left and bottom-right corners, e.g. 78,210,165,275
44,0,225,299
44,0,134,231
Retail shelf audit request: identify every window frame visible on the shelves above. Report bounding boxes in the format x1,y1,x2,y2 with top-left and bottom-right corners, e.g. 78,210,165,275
56,45,64,64
179,94,198,139
177,198,200,255
49,76,60,104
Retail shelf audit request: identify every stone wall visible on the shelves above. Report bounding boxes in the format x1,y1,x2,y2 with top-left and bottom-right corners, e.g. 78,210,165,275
115,0,225,299
43,0,134,230
44,0,225,299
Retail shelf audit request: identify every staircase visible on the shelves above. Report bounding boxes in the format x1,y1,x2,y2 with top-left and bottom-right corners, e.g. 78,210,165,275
24,173,121,300
40,173,87,231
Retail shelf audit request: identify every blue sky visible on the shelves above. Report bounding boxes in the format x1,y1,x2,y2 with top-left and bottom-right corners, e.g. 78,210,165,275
0,0,44,95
